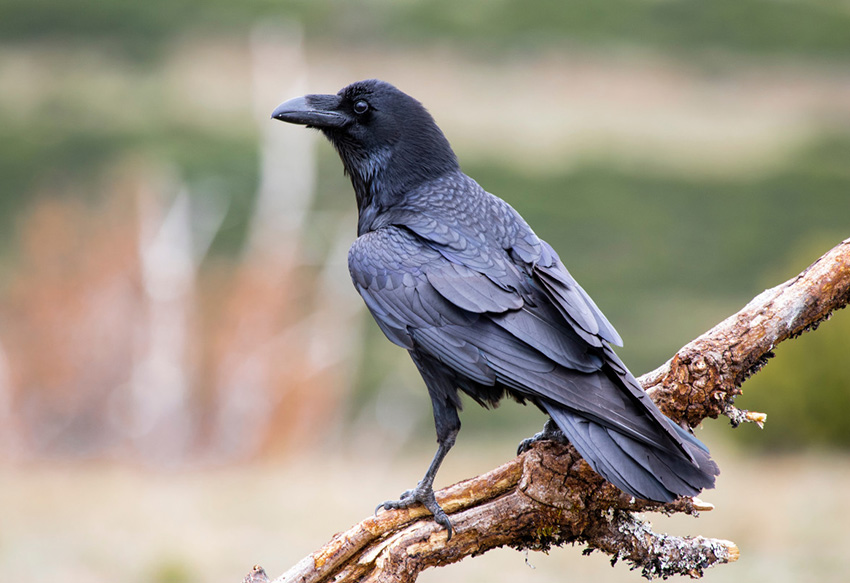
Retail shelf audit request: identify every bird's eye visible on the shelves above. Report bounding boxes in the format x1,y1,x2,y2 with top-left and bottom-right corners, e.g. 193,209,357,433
353,100,369,115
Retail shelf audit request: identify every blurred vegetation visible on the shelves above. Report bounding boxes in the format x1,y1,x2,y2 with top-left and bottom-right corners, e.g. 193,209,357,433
4,0,850,61
2,0,849,454
150,557,195,583
3,92,849,452
0,116,259,268
352,135,850,448
735,249,850,452
471,134,850,307
502,148,850,451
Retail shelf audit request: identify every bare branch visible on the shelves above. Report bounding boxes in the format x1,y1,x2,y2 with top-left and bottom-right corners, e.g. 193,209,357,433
640,237,850,426
250,238,850,582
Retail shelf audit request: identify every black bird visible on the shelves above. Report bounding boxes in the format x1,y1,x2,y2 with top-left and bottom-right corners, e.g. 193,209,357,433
272,79,717,539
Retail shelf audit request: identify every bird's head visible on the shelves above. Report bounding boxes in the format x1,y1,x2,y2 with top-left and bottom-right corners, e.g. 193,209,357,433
272,79,458,209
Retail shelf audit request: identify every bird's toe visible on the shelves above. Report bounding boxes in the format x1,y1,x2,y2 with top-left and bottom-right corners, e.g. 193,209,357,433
517,418,569,455
376,484,454,540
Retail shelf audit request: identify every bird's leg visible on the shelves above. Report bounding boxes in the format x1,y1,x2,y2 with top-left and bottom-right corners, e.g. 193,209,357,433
377,435,456,533
377,396,459,540
517,417,569,455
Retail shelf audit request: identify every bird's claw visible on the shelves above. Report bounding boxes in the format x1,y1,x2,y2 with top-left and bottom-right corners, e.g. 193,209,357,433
516,436,536,456
376,485,454,541
517,418,568,455
375,488,413,515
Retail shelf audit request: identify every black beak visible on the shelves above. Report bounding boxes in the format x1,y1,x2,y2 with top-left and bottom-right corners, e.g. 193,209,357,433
271,94,350,129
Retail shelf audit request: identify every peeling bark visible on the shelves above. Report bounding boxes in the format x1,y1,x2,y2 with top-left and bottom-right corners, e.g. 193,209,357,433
641,238,850,426
249,238,850,582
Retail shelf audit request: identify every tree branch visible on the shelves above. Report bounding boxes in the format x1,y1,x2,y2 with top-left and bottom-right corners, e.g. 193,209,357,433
248,238,850,582
640,237,850,427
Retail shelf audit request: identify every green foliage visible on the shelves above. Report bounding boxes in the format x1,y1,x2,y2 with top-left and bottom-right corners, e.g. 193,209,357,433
0,119,130,267
0,113,132,196
733,248,850,452
0,113,259,257
149,556,195,583
148,129,261,256
3,0,850,61
463,135,850,373
391,0,850,59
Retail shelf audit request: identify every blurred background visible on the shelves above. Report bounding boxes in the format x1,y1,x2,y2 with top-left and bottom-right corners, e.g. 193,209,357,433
1,1,850,582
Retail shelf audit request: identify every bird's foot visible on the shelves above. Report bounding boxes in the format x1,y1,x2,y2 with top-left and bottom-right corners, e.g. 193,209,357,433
376,483,454,540
517,418,569,455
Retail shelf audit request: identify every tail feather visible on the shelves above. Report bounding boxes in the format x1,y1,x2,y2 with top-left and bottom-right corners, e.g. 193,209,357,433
544,403,717,502
608,423,714,495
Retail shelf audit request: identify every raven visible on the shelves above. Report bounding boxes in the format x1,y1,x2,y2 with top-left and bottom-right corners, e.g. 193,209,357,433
272,79,717,539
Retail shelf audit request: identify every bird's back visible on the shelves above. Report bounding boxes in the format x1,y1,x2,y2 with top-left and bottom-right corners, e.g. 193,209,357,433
349,170,717,502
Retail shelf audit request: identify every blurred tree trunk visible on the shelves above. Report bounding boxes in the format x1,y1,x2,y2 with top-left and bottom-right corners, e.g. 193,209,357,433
246,237,850,582
207,23,363,460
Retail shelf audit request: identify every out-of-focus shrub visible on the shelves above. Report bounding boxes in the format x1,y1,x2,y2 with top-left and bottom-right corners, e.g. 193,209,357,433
731,241,850,452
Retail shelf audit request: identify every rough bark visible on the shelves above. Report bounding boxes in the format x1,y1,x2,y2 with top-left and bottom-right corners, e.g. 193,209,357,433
247,238,850,582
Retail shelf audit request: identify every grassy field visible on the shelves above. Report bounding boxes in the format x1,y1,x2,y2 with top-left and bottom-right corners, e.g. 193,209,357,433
2,437,849,583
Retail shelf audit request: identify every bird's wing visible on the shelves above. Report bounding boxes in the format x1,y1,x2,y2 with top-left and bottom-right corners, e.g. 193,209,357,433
348,226,678,450
529,240,623,347
348,226,496,385
394,192,624,348
349,224,609,376
350,224,717,500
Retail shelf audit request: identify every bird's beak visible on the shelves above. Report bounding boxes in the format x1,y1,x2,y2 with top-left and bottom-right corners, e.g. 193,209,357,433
271,94,350,129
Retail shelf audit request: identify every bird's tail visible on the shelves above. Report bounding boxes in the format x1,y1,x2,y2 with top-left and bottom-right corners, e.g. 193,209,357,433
543,402,717,502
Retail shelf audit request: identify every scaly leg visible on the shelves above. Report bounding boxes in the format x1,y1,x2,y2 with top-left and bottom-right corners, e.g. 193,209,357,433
376,425,457,539
378,357,461,540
